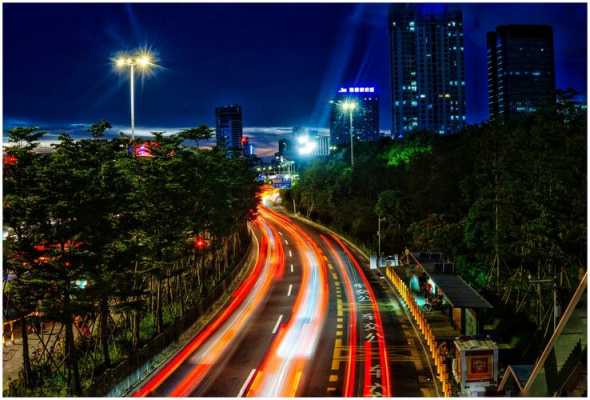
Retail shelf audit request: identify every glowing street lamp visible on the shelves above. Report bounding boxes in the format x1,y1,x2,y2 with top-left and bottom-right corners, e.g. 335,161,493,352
113,49,157,141
341,101,357,168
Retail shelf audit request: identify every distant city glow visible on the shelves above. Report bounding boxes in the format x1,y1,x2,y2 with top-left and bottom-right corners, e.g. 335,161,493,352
296,135,317,155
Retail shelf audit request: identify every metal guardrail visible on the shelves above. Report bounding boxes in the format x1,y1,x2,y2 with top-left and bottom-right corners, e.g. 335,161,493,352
384,266,453,397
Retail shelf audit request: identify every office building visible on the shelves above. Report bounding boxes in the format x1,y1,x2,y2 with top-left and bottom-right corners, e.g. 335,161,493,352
389,5,466,137
487,25,555,121
215,105,243,150
329,86,379,146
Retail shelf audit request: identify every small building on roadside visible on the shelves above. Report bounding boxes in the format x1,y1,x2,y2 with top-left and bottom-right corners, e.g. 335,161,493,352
405,251,493,336
452,337,500,396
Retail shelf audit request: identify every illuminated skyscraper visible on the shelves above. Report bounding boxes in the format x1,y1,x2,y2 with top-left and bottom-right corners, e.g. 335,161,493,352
329,86,379,146
487,25,555,121
215,105,243,150
389,5,466,137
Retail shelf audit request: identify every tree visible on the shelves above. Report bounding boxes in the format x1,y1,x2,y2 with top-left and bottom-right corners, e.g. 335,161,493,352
3,127,47,387
88,120,112,138
179,125,213,148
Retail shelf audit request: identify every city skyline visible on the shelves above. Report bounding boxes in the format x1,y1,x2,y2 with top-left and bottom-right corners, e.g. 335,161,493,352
4,3,587,133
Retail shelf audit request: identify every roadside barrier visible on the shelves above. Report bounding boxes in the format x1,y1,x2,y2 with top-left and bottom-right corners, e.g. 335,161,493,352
384,267,452,397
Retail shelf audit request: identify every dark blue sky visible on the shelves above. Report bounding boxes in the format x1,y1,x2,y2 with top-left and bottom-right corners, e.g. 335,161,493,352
4,3,587,131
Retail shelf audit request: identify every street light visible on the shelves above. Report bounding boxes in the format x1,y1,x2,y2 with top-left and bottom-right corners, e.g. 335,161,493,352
113,48,157,142
341,101,357,168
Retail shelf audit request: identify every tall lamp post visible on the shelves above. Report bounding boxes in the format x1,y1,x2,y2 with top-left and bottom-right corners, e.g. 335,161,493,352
114,49,156,142
341,101,357,168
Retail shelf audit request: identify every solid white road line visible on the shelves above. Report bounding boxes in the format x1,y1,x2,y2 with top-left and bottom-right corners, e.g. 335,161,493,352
272,314,284,334
290,264,294,273
287,284,293,297
237,368,257,397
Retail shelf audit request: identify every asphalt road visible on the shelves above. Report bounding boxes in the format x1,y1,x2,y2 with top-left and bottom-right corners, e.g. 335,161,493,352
134,206,436,397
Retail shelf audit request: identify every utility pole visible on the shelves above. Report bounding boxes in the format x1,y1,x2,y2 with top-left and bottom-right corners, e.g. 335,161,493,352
529,274,559,333
377,217,386,267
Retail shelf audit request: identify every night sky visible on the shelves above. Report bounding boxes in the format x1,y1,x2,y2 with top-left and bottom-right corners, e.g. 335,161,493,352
3,3,587,146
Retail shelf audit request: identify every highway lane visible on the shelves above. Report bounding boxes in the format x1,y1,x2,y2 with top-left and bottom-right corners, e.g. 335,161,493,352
133,205,435,397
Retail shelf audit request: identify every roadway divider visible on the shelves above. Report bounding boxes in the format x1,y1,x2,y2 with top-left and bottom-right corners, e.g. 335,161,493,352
384,267,453,397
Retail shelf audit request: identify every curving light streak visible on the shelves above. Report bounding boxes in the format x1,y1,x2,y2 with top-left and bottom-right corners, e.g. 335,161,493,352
320,234,358,397
330,234,392,397
133,218,282,397
247,208,329,397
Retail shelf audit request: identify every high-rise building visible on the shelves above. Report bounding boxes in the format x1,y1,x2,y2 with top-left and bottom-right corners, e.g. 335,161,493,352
329,86,379,146
215,105,243,150
389,5,466,137
487,25,555,121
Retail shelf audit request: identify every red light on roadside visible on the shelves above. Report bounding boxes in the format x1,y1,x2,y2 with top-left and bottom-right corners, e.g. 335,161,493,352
3,154,17,166
194,236,207,250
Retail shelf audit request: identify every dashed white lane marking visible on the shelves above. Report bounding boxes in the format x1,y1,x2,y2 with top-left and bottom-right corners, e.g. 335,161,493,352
290,264,294,273
287,284,293,297
289,250,293,257
285,239,289,245
278,232,283,236
237,368,257,397
272,314,284,334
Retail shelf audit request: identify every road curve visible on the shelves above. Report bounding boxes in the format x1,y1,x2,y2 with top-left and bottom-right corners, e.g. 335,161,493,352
132,205,434,397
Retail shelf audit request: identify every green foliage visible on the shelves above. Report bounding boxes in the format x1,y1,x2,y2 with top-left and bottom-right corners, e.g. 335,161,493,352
290,95,586,310
383,141,432,167
3,124,258,395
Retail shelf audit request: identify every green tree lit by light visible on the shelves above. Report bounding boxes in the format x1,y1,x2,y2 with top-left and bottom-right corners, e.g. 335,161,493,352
383,142,432,167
